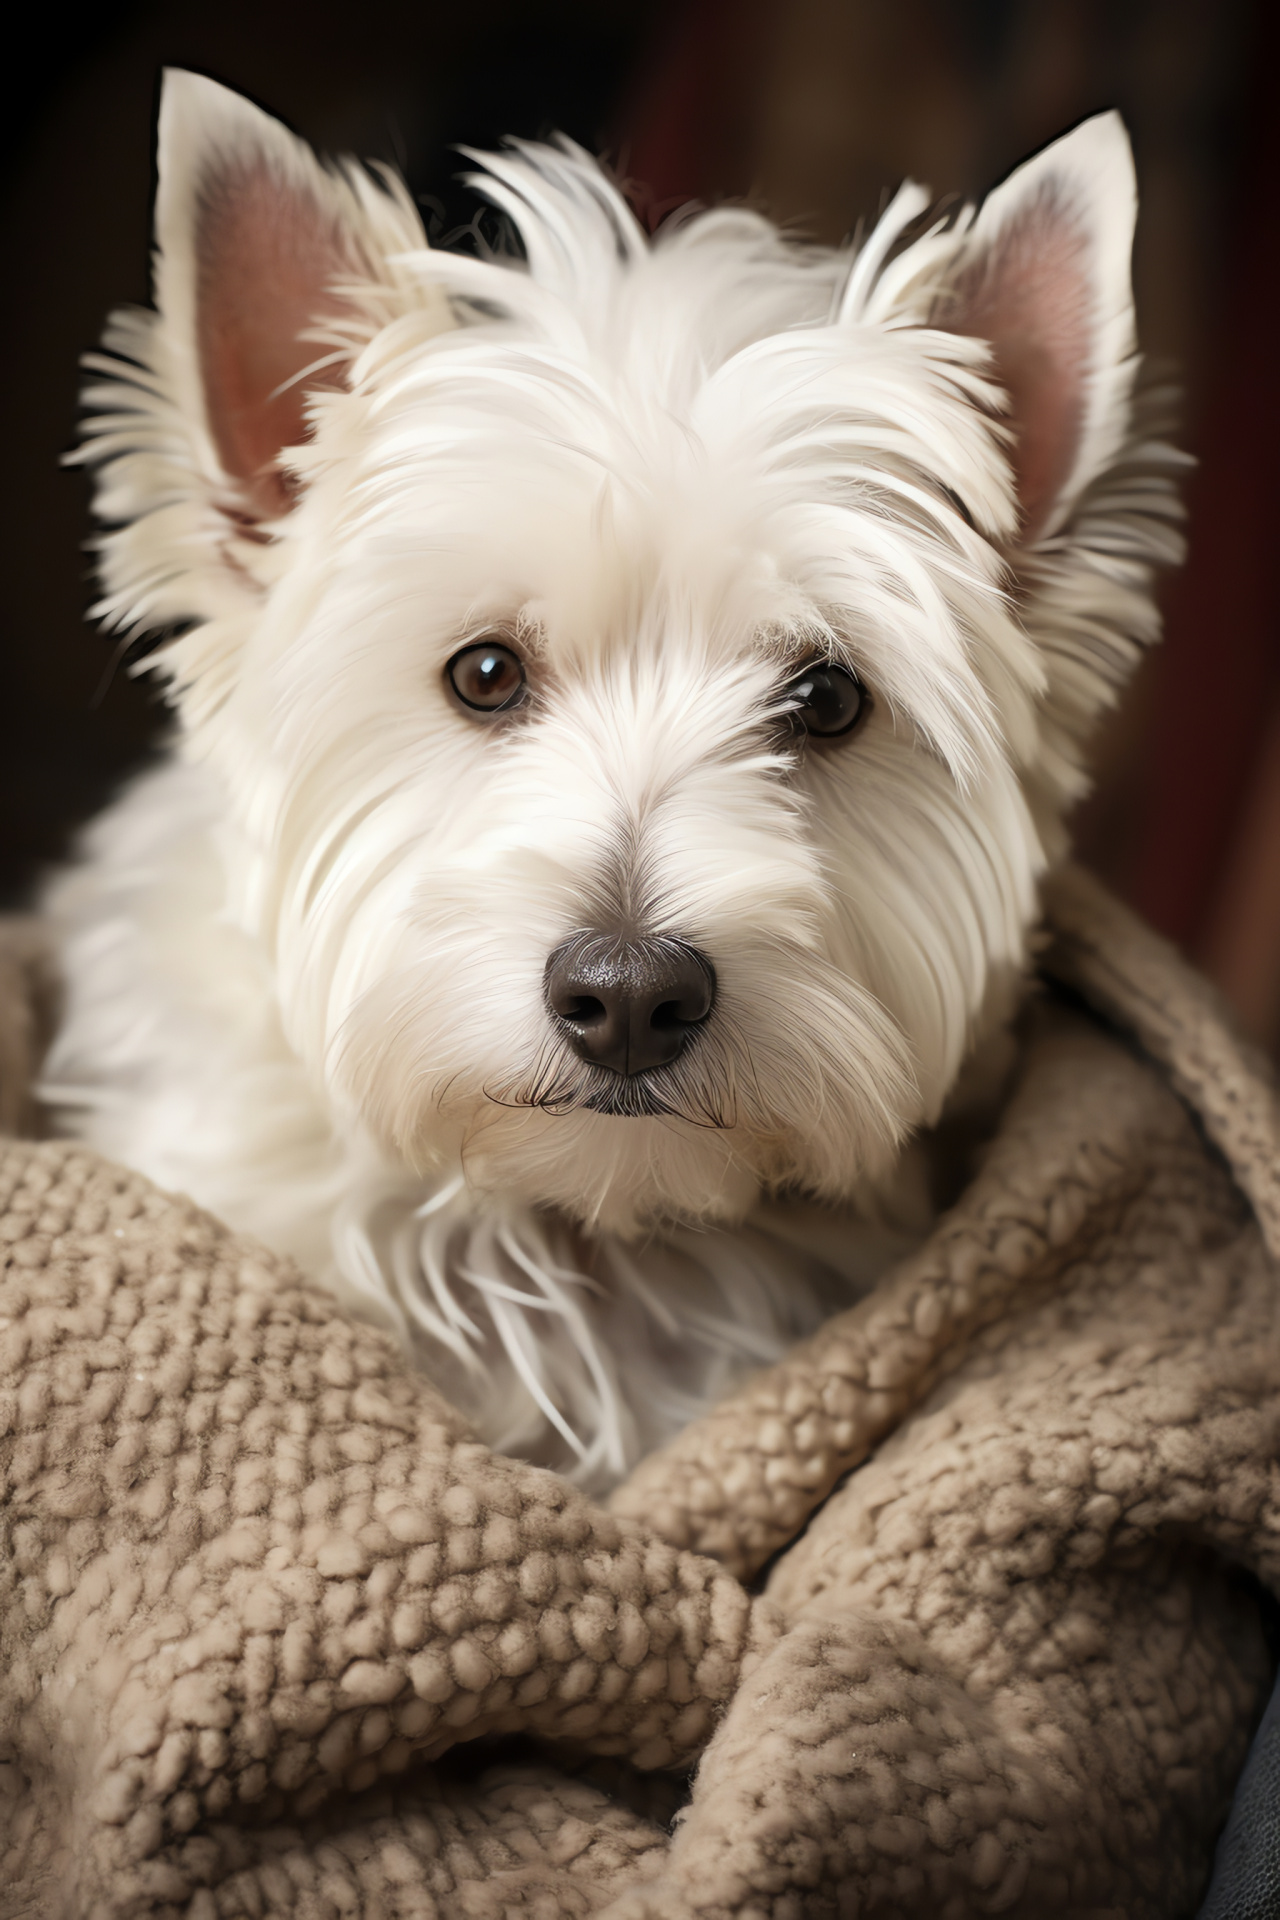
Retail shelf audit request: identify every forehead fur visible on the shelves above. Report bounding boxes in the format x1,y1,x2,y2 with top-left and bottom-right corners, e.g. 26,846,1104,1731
288,146,1037,783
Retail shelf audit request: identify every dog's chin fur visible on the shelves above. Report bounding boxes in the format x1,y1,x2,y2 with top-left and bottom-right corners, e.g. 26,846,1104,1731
42,76,1185,1490
453,1110,765,1237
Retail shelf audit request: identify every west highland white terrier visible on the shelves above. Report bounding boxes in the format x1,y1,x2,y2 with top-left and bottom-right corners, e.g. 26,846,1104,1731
44,72,1183,1491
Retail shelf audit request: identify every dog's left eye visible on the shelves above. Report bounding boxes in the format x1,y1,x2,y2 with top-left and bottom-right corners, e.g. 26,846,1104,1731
783,659,868,738
446,640,527,714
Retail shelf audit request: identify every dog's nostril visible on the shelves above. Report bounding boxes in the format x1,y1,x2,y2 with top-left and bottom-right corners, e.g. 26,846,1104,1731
545,932,716,1080
566,995,606,1028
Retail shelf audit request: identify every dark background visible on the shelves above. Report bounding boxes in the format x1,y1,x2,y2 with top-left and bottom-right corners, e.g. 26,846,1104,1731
3,0,1277,1041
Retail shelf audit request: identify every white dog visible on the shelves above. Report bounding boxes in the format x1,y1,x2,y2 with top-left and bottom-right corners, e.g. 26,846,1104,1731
44,73,1182,1491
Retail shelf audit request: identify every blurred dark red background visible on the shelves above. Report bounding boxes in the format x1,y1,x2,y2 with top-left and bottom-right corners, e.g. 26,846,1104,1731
2,0,1276,1042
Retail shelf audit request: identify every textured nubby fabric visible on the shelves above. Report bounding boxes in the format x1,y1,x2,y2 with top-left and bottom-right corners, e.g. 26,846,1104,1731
1,866,1278,1918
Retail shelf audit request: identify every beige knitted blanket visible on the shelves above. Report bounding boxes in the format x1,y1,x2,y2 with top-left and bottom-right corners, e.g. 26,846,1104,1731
1,866,1278,1920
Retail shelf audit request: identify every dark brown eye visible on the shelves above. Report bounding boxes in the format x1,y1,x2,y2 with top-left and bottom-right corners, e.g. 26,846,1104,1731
783,659,868,738
446,639,527,714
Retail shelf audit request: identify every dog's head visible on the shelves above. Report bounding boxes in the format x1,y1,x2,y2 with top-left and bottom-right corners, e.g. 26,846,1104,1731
80,73,1181,1231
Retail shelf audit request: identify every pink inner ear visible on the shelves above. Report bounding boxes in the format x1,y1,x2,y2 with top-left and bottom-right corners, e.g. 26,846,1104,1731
949,183,1093,543
196,163,351,519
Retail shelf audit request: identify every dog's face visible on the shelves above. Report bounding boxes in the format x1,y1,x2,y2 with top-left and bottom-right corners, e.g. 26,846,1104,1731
81,75,1176,1231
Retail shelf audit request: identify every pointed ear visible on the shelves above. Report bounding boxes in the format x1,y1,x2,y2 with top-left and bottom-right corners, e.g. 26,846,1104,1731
154,70,393,519
936,112,1138,545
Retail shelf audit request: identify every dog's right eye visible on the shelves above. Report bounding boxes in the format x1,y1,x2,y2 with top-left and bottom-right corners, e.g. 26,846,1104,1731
446,640,527,714
782,659,868,738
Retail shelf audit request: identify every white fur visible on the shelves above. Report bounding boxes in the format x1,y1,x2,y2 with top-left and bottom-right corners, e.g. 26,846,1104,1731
43,76,1185,1491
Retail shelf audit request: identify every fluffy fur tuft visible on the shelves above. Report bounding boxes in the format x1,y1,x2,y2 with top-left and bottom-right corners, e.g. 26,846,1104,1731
45,77,1185,1489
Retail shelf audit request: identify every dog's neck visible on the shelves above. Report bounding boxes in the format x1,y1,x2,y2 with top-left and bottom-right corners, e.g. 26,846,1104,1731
333,1163,934,1492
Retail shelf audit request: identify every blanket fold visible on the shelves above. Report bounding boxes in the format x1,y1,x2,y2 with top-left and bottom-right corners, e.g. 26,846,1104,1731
1,868,1277,1919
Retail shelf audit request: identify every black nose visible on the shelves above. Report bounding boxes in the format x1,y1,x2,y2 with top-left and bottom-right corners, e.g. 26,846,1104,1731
545,932,716,1077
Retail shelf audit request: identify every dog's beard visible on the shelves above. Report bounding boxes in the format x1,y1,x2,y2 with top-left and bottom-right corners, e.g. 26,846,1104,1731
485,1030,735,1127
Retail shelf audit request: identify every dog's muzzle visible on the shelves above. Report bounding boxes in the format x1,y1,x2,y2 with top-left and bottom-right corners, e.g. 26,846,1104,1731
545,931,716,1078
